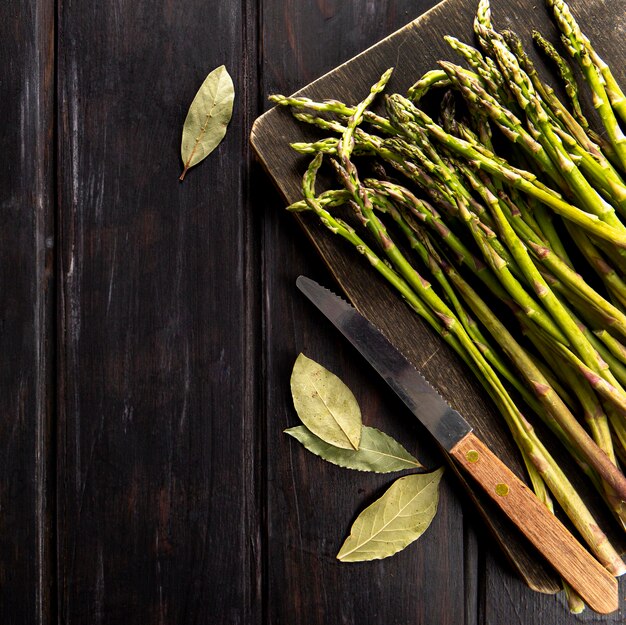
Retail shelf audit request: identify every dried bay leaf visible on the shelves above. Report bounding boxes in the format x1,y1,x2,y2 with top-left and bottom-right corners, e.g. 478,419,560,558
290,353,362,450
179,65,234,180
285,425,423,473
337,468,444,562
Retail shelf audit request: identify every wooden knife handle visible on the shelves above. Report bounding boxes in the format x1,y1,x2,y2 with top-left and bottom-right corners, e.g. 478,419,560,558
450,432,618,614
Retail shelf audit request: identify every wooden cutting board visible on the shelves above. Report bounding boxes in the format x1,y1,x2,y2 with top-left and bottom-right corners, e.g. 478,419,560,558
251,0,626,593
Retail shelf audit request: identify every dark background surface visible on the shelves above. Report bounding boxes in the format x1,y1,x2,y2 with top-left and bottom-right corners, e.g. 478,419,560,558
1,0,623,623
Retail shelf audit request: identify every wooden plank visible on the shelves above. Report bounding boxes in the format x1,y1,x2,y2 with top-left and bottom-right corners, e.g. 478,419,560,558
56,1,260,622
252,0,626,600
0,1,55,623
260,2,469,623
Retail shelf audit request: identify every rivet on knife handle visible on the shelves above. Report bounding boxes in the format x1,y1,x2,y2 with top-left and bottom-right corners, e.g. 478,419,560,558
450,431,618,614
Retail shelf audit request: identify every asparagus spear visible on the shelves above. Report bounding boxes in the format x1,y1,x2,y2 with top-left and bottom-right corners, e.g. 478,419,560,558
546,0,626,124
532,30,590,133
407,70,451,103
546,0,626,169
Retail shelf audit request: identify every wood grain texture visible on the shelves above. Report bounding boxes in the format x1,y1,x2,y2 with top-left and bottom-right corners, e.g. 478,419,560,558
56,1,260,623
252,0,626,606
0,1,55,623
3,0,626,623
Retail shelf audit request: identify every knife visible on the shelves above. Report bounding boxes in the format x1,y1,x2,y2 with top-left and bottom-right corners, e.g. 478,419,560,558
296,275,618,614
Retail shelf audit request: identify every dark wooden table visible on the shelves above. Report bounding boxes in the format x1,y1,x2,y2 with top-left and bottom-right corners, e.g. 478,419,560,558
2,0,623,623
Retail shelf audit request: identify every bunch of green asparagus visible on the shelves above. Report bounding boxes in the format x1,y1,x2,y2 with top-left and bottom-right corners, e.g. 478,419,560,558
271,0,626,610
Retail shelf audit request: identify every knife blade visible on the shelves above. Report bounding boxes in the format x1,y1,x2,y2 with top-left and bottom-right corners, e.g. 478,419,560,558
296,275,472,451
296,275,618,614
